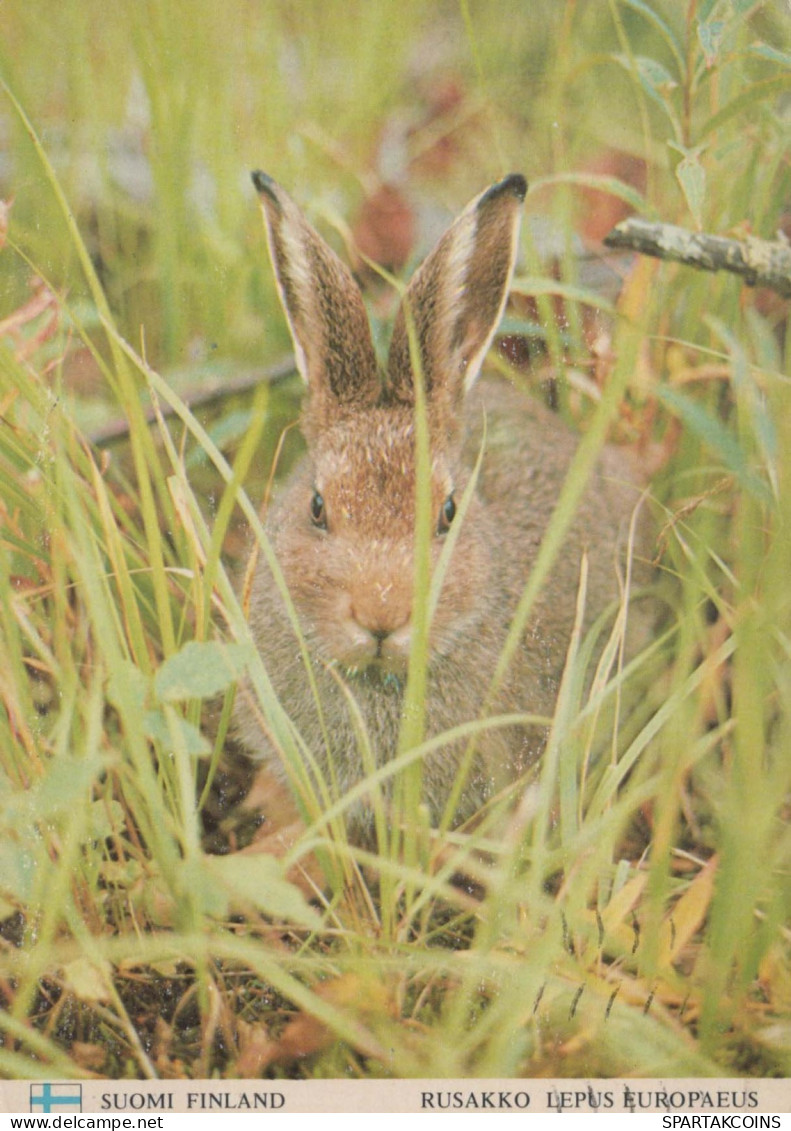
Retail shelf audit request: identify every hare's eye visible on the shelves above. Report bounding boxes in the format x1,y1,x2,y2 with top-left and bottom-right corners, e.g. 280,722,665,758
437,493,456,535
310,490,327,529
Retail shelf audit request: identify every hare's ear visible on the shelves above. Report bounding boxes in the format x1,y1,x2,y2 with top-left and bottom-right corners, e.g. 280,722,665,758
386,174,526,415
252,172,380,426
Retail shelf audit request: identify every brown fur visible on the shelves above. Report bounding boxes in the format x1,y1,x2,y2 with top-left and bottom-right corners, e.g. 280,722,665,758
236,173,649,837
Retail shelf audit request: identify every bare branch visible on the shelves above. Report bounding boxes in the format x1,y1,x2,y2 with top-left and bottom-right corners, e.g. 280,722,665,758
604,217,791,299
89,355,296,446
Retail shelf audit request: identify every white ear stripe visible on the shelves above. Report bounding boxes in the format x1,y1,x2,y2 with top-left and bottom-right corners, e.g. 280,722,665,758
260,207,311,385
444,208,477,340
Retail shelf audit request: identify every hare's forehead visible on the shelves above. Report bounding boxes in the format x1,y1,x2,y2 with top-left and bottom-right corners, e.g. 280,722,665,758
313,416,452,496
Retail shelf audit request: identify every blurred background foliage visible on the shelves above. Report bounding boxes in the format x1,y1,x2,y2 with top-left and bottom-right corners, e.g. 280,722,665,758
2,0,788,364
1,0,791,1082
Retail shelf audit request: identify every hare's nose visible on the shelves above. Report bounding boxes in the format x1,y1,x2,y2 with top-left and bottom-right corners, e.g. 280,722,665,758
351,595,410,641
354,610,409,638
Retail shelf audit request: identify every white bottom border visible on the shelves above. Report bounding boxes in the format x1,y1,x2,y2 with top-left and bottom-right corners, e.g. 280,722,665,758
0,1078,788,1115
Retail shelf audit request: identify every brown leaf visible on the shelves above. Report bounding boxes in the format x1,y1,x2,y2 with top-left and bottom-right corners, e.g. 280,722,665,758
0,198,11,251
578,150,647,244
235,974,393,1075
352,184,416,276
658,855,718,969
70,1042,107,1073
236,767,324,898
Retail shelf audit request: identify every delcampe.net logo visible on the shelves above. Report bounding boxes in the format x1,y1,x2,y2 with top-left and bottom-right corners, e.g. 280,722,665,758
29,1084,83,1113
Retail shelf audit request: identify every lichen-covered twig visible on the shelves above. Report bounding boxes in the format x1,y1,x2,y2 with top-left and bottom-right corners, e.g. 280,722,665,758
604,217,791,299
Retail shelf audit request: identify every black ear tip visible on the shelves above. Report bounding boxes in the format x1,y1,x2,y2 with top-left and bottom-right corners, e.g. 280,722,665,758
251,169,278,200
482,173,528,206
503,173,528,200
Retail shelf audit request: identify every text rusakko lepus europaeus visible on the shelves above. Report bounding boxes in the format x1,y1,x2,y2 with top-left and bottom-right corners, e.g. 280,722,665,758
235,171,647,837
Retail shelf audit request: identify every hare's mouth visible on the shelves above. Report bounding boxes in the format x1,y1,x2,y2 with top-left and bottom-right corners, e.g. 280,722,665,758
341,662,406,693
332,620,412,680
340,648,410,681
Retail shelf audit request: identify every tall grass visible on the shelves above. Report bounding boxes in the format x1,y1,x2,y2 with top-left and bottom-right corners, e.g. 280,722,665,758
0,0,790,1079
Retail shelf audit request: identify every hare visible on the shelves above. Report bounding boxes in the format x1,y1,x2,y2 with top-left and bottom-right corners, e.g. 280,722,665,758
234,171,648,839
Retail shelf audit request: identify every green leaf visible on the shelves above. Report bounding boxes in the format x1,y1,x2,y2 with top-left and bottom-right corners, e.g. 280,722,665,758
656,384,771,503
697,19,725,67
87,799,126,843
98,858,142,889
613,53,677,110
144,709,211,757
728,0,759,15
186,409,255,469
699,0,754,19
3,755,104,831
619,0,684,77
60,958,112,1004
632,54,677,91
0,841,36,903
702,75,791,137
747,44,791,70
154,641,251,702
39,755,106,813
707,315,779,495
528,171,652,217
107,660,149,715
498,315,545,338
511,277,617,317
669,143,707,229
205,853,322,928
